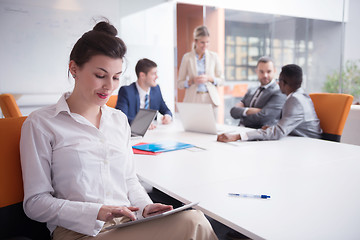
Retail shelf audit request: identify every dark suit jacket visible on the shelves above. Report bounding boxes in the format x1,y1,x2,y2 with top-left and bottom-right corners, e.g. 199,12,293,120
230,80,286,128
115,82,172,124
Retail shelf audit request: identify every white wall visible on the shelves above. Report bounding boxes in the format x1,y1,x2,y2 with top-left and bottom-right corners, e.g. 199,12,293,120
0,0,122,115
118,1,176,114
0,0,176,115
0,0,121,95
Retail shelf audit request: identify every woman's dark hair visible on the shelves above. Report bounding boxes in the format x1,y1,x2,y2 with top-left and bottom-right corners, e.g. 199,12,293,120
69,21,127,68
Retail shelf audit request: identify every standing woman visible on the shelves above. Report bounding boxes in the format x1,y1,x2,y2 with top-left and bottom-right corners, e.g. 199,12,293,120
178,25,224,116
20,21,217,240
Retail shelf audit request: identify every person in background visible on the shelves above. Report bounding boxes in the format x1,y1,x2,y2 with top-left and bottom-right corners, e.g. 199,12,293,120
218,64,322,142
116,58,172,128
177,25,224,117
230,56,286,129
20,20,217,240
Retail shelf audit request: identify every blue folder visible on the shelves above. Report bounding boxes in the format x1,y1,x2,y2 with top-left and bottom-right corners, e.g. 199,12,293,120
132,140,194,153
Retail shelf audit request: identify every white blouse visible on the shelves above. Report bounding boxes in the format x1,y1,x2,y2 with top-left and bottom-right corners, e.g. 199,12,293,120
20,92,152,236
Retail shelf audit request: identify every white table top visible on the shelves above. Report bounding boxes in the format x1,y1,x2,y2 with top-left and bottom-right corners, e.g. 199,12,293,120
132,119,360,240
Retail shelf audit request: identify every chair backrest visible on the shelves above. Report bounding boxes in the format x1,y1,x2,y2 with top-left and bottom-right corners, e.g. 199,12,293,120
0,116,50,239
0,116,27,208
309,93,353,142
0,93,22,118
106,95,118,108
232,84,248,98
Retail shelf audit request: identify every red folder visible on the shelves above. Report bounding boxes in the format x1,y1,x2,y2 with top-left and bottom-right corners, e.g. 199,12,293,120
132,142,162,155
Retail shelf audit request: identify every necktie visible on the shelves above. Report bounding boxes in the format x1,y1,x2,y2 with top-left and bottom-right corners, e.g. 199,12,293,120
249,87,265,107
144,94,149,109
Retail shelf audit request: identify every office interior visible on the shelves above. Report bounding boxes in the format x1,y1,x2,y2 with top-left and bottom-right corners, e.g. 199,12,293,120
1,1,360,239
2,0,359,145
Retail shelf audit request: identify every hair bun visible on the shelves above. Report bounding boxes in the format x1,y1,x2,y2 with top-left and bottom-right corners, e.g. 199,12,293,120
93,21,117,37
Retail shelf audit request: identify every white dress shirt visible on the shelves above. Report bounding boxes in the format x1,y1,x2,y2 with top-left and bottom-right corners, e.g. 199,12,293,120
20,92,152,236
135,81,150,109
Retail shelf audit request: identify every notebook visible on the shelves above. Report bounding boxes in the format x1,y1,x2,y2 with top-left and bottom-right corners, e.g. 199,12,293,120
132,140,194,153
130,109,157,138
177,102,223,134
105,202,199,230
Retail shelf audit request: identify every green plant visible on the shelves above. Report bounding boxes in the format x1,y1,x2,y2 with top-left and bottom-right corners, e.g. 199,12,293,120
323,60,360,100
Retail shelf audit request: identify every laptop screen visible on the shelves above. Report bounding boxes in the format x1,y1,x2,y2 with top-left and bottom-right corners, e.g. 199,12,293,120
130,109,157,137
177,102,217,134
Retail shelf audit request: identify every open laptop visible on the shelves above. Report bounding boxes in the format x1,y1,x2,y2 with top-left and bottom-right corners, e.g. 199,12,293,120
105,202,199,230
177,102,225,134
130,109,157,138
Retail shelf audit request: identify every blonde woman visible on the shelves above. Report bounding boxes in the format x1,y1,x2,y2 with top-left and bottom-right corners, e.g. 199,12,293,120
178,25,224,116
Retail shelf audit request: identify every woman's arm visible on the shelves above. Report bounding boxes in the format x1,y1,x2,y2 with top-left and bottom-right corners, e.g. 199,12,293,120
20,119,103,236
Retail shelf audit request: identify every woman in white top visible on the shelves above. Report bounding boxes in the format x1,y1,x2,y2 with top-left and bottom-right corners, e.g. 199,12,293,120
178,25,224,117
20,21,217,240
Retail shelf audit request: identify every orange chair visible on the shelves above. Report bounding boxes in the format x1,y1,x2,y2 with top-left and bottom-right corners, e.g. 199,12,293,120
232,84,248,98
0,93,22,118
0,117,50,239
309,93,353,142
106,95,118,108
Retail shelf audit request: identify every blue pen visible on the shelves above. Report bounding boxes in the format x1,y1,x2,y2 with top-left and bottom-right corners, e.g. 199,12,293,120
228,193,270,199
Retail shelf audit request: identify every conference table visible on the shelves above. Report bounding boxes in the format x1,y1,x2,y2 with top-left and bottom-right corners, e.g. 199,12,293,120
131,119,360,240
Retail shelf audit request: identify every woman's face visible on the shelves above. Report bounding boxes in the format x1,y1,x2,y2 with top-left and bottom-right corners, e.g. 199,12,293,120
195,36,209,54
71,55,123,106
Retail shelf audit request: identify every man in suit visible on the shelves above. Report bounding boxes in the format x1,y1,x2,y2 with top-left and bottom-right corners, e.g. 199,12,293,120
116,58,172,126
230,56,286,128
217,64,322,142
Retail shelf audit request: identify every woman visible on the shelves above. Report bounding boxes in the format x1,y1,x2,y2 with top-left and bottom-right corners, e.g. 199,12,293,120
178,25,224,116
20,21,217,240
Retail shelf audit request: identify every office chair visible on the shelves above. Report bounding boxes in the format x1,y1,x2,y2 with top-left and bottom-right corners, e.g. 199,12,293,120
106,95,118,108
0,93,22,118
309,93,353,142
0,117,50,239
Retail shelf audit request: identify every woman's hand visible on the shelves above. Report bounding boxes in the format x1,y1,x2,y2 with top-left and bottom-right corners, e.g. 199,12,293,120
97,205,139,222
194,75,212,84
143,203,173,218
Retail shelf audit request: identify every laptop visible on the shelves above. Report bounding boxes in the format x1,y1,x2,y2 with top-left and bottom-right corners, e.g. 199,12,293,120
105,202,199,230
130,109,157,138
177,102,223,134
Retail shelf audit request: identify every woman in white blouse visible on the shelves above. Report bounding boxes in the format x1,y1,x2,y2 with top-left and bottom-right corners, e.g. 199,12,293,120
20,21,217,240
178,25,224,116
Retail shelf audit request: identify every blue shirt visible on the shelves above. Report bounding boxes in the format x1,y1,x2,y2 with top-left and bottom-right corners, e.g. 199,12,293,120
183,52,218,91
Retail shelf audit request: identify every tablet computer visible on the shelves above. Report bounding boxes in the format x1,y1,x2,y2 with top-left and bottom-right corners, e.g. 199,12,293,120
105,202,199,230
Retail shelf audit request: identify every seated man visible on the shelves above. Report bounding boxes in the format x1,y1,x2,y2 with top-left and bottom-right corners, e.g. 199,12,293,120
116,58,172,126
218,64,322,142
230,56,286,128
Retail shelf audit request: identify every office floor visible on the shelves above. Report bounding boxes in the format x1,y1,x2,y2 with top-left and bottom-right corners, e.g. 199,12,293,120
148,188,251,240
